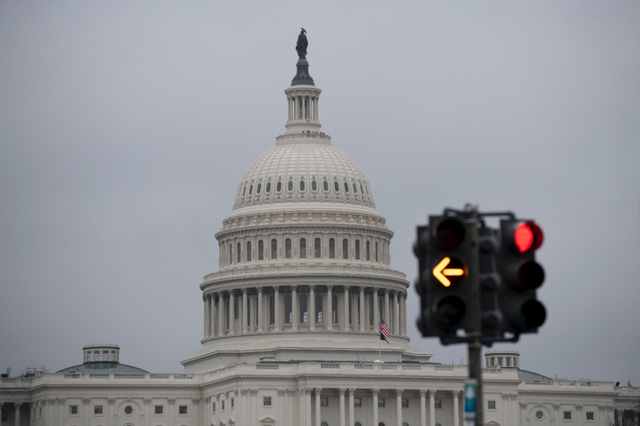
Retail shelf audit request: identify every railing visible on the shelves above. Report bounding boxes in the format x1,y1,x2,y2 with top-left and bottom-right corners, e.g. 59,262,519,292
320,364,340,369
402,365,421,370
382,365,397,370
174,374,194,379
114,374,145,379
151,374,170,379
525,380,553,385
256,365,279,370
558,381,576,386
89,374,109,379
276,133,331,143
435,366,454,371
1,378,33,384
482,368,501,374
355,364,373,370
64,374,81,379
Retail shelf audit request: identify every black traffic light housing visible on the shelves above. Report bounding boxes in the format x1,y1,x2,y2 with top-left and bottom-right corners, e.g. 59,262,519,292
497,219,546,335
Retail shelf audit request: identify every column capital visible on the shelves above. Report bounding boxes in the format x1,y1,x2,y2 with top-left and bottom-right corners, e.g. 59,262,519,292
371,388,380,395
14,402,22,409
168,398,176,405
598,405,606,411
427,390,436,396
192,398,201,406
258,287,264,294
553,403,561,409
286,389,296,396
384,288,390,295
309,285,315,290
315,388,323,394
576,404,583,410
57,398,66,406
47,398,56,405
343,285,350,291
327,285,333,290
519,402,528,409
419,390,427,397
274,286,280,292
291,285,297,290
509,392,518,399
82,398,90,406
241,389,249,395
305,389,313,395
278,389,286,396
143,398,151,406
501,393,510,400
339,388,346,395
451,390,461,397
395,389,404,396
242,287,248,294
250,389,259,396
359,286,365,292
348,388,356,395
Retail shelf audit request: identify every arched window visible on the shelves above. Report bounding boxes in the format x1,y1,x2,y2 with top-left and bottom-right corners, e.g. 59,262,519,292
379,423,385,426
300,293,308,323
353,183,358,193
323,180,329,191
334,181,340,192
249,184,253,195
342,239,349,259
321,423,328,426
284,294,292,324
258,240,264,260
329,238,335,258
355,423,362,426
269,296,275,325
257,183,262,194
300,238,307,258
315,293,323,323
300,180,305,191
266,182,271,193
237,242,242,263
247,241,252,261
288,180,293,191
332,294,339,323
365,185,370,195
242,185,247,196
344,182,350,193
369,296,374,325
276,181,282,192
375,242,378,262
360,184,364,194
366,241,370,261
355,240,360,260
271,239,277,259
285,238,292,259
403,424,410,426
229,244,233,264
312,180,317,191
314,238,321,258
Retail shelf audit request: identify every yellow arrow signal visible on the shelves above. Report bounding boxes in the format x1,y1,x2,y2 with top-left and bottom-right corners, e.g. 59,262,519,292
433,257,465,287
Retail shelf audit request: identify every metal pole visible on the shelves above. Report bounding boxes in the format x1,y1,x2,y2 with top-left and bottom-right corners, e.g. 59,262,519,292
466,207,483,426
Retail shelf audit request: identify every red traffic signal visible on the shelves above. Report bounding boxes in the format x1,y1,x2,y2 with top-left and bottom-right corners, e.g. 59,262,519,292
507,221,544,253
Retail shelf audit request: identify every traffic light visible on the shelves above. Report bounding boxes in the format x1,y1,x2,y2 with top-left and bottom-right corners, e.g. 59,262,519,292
478,226,503,340
416,215,472,340
497,220,546,335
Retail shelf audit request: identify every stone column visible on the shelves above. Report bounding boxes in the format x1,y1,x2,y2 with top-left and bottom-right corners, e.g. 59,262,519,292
299,389,306,426
396,389,403,426
274,286,281,332
348,389,355,426
326,286,333,330
249,294,255,333
339,388,346,426
204,295,210,338
46,399,54,426
575,404,583,426
393,291,399,333
210,294,216,337
502,394,510,426
428,390,436,426
343,286,350,331
359,287,366,332
292,286,299,331
288,96,292,121
315,96,319,122
191,398,200,426
315,388,322,426
384,289,390,323
107,398,115,426
257,288,264,333
83,398,91,425
168,398,175,426
286,390,295,426
400,294,406,335
13,403,21,426
452,390,460,426
278,390,286,426
218,293,225,336
510,393,518,426
229,291,235,334
521,402,528,425
305,389,312,426
242,289,248,333
372,389,380,426
373,288,379,331
420,390,427,426
309,286,316,330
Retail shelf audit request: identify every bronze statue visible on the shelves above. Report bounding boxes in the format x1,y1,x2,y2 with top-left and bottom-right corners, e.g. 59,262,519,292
296,28,308,59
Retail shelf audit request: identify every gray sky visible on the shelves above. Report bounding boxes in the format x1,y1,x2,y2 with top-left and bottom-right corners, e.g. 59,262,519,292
1,1,639,384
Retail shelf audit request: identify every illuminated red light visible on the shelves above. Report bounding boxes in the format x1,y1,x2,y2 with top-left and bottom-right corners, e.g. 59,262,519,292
514,223,534,253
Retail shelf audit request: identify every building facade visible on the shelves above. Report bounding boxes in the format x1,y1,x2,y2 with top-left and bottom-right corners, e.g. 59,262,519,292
1,43,638,426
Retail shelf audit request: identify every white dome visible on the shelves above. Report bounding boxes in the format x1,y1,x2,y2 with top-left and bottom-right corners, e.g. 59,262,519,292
232,142,376,212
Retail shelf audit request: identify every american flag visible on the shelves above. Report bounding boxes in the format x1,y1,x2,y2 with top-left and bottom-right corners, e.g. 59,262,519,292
379,317,391,342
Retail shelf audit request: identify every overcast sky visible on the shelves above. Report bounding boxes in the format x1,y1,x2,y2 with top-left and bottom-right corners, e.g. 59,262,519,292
1,1,639,385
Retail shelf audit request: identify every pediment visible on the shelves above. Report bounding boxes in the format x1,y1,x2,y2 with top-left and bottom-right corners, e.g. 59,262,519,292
260,416,277,424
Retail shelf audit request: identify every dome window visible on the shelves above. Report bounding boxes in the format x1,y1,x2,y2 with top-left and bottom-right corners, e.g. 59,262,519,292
257,183,261,194
360,184,364,194
365,185,370,195
266,182,271,193
247,241,252,261
284,294,292,324
323,180,329,191
300,238,307,258
249,185,253,195
258,240,264,260
237,242,242,263
314,238,321,258
334,181,340,192
285,238,292,259
300,180,305,191
312,180,317,191
329,238,335,258
375,242,378,262
276,181,282,192
288,180,293,191
355,240,360,260
344,182,350,193
353,183,358,193
300,294,308,323
271,239,278,259
366,241,370,261
342,239,349,259
242,186,247,196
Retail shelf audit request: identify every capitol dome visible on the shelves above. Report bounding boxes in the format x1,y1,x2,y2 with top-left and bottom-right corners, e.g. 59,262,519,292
183,48,418,373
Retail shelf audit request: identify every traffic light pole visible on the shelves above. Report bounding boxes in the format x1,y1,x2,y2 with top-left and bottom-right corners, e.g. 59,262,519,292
466,207,483,426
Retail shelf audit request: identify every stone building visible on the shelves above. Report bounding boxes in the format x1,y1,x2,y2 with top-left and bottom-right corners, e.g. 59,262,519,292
1,42,638,426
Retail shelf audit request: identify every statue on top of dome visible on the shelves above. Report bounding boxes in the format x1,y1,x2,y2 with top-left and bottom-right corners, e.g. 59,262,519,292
296,28,308,59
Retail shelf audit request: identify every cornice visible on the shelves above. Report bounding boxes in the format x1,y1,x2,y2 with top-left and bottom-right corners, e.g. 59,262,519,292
518,389,617,397
216,223,394,240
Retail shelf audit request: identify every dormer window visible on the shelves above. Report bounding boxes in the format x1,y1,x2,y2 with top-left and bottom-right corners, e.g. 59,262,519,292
288,180,293,191
312,180,317,191
360,184,364,194
323,180,329,191
257,183,262,194
300,180,305,191
353,183,358,193
242,186,247,196
266,182,272,193
334,181,340,192
276,181,282,192
249,184,253,195
344,182,349,193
